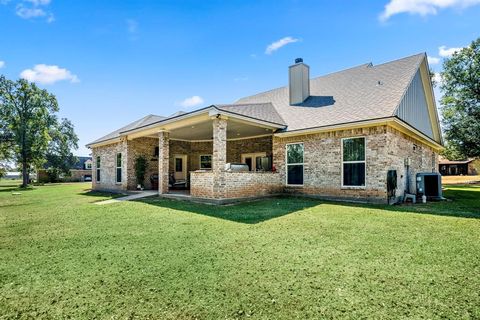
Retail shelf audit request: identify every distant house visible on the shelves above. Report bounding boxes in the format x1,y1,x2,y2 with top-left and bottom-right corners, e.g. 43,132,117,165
87,53,443,203
37,156,93,182
439,158,480,176
4,172,22,180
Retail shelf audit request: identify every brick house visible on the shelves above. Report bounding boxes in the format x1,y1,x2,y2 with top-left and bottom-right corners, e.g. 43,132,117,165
37,156,93,182
86,53,443,203
439,158,480,176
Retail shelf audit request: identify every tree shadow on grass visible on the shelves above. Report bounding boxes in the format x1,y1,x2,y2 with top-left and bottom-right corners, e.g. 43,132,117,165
136,196,321,224
78,189,127,202
307,185,480,220
135,185,480,222
382,185,480,219
0,186,36,193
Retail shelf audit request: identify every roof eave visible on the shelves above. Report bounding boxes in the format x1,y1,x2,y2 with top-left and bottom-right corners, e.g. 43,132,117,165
274,116,443,151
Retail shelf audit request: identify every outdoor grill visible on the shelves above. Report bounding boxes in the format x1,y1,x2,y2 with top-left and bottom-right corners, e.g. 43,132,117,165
224,163,249,172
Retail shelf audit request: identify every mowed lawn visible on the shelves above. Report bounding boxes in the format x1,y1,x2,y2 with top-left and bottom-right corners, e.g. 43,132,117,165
1,183,479,319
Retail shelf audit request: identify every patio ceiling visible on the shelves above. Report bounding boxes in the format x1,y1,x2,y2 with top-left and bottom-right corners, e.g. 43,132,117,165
146,118,276,141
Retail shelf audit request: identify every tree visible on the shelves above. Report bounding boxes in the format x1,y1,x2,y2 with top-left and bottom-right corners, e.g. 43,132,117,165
440,38,480,159
0,76,77,187
44,118,79,175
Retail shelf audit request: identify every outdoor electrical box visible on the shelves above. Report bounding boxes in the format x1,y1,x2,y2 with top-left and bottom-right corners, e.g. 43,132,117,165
387,170,397,204
416,172,442,200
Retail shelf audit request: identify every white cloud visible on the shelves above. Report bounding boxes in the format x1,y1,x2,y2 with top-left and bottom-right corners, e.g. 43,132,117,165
380,0,480,21
427,56,441,64
16,4,46,18
178,95,204,108
20,64,79,85
265,36,299,55
234,76,248,82
15,0,54,22
25,0,50,5
438,45,464,57
0,61,5,69
433,72,443,84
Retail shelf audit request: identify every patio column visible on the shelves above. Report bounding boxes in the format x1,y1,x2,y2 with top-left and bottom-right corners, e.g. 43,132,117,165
120,137,129,190
212,117,227,198
158,130,169,194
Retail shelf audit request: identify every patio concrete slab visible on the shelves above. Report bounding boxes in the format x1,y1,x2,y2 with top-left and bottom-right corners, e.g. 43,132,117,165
95,190,158,205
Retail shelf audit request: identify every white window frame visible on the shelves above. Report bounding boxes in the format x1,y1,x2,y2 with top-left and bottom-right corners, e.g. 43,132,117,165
199,154,212,170
85,162,92,170
285,142,304,187
115,153,122,184
241,152,267,171
341,137,366,189
96,156,101,183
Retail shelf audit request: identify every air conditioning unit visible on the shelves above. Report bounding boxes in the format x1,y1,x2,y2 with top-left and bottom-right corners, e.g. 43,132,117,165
416,172,442,200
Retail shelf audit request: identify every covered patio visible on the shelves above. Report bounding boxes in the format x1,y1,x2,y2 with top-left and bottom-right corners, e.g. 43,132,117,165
125,106,285,200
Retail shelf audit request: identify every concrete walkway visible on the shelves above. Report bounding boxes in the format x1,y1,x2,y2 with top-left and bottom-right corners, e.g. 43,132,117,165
95,190,158,205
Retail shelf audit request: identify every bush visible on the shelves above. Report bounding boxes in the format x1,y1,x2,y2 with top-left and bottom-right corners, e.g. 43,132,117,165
134,156,148,188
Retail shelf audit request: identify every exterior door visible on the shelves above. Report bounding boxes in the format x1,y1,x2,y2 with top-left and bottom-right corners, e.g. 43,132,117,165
174,155,187,180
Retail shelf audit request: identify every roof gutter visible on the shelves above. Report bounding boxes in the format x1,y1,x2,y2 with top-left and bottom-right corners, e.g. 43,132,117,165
86,137,122,149
87,105,287,148
274,117,392,137
208,107,287,129
274,116,443,151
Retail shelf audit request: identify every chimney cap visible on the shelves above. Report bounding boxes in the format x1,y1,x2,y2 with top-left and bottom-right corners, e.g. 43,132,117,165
295,58,303,64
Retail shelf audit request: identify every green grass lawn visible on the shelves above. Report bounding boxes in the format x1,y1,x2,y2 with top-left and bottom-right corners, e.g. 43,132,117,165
1,183,479,319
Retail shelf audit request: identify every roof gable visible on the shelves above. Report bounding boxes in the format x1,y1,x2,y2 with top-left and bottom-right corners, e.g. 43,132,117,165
88,114,166,146
394,58,442,143
395,69,434,138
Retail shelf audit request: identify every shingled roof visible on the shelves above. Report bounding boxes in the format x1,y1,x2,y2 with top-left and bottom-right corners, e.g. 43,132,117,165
215,103,286,126
236,53,426,132
89,114,166,145
88,53,435,147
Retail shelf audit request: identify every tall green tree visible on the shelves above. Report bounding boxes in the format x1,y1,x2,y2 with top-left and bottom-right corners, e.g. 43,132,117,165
0,76,78,187
45,118,79,175
440,38,480,159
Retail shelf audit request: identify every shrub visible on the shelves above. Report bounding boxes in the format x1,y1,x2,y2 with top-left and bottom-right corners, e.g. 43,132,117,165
134,156,148,188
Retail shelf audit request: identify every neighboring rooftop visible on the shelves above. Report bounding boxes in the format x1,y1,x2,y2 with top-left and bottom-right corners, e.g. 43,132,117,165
439,159,473,165
72,156,92,170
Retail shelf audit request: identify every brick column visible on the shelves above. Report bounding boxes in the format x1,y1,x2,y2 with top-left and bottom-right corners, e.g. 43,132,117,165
212,117,227,198
120,137,129,190
158,131,169,194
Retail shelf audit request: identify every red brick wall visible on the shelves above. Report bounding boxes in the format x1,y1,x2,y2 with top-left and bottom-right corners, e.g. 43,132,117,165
190,171,282,199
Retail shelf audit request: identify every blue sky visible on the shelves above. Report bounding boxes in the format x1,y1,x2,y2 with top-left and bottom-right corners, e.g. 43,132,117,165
1,0,479,155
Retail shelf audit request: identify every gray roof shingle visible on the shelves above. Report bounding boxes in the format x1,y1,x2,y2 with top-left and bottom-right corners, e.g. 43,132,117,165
215,103,286,126
88,114,166,145
236,53,425,131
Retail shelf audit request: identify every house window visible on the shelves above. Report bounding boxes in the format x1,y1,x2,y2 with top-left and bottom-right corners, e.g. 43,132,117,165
175,158,183,172
116,153,122,183
342,137,366,187
96,156,101,182
200,155,212,169
154,146,159,157
286,143,304,185
85,162,92,170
